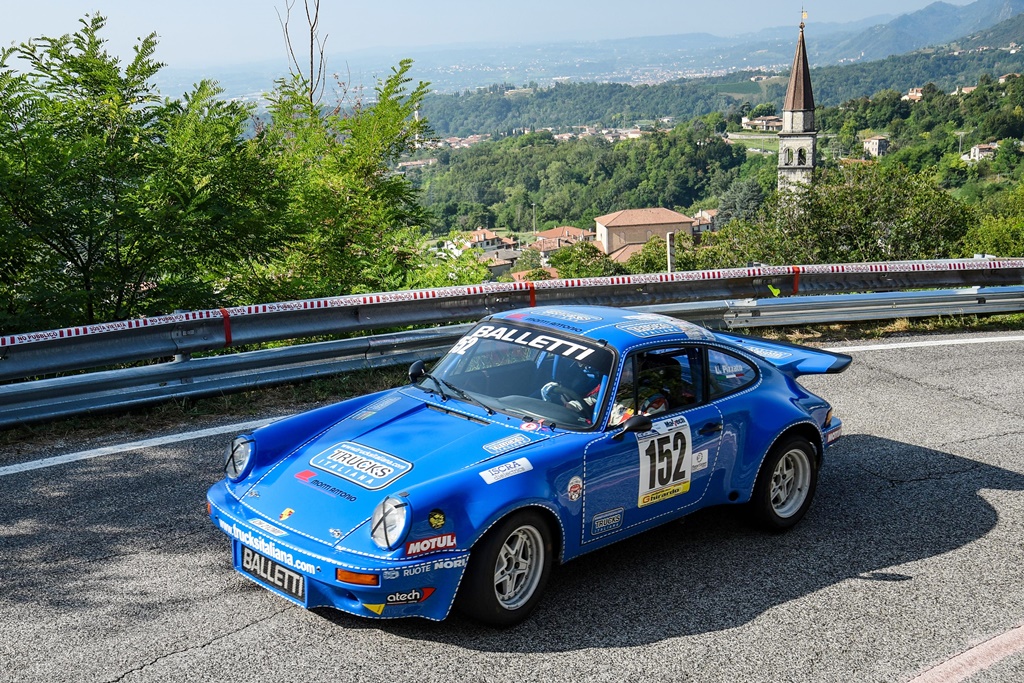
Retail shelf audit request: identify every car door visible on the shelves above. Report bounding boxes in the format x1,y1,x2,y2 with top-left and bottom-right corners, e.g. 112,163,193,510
580,345,724,547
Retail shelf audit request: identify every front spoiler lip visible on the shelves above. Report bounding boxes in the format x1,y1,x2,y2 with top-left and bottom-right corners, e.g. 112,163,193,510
207,482,468,621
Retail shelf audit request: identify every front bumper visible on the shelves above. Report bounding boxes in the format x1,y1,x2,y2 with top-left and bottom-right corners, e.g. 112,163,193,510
207,482,469,621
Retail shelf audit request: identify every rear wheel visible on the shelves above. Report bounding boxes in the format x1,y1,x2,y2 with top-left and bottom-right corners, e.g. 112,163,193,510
456,510,553,627
749,436,818,531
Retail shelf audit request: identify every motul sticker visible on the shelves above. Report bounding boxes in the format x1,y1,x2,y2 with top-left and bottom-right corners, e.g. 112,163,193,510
405,533,457,556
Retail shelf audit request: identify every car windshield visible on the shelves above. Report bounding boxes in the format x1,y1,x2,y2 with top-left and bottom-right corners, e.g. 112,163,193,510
422,322,615,430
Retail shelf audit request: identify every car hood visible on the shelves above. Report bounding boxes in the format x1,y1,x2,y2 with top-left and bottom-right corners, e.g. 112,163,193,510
239,389,552,546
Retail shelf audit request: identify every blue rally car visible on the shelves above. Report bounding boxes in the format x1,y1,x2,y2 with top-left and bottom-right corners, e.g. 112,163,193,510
207,306,850,626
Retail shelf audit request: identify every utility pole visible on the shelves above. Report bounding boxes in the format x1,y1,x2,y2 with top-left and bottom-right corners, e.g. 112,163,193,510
532,202,536,234
666,232,675,273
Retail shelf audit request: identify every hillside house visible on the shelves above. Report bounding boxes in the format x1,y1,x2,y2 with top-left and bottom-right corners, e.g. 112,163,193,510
594,208,696,262
741,116,784,131
902,88,924,102
691,209,719,242
967,143,998,162
863,135,889,157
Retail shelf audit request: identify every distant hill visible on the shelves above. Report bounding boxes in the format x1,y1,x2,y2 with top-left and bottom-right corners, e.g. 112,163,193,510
952,10,1024,47
818,0,1024,63
419,9,1024,136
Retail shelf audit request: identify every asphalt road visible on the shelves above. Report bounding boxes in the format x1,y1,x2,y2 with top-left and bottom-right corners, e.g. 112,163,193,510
2,330,1023,683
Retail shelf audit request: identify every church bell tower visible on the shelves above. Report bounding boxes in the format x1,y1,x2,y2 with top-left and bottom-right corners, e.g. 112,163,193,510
777,21,817,191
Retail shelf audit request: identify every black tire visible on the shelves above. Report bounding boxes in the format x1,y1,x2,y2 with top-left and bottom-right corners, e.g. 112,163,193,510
748,436,818,531
456,509,553,627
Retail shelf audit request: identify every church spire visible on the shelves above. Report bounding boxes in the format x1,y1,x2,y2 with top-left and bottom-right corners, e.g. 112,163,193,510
783,22,814,113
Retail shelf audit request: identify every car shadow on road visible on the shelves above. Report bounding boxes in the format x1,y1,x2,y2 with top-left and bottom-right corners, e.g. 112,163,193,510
319,433,1024,651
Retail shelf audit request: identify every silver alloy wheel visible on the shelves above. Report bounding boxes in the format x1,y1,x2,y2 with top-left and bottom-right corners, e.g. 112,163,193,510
493,524,545,610
770,447,812,518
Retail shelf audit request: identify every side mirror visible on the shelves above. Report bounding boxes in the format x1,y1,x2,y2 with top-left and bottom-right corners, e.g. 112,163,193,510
612,414,653,440
408,359,425,383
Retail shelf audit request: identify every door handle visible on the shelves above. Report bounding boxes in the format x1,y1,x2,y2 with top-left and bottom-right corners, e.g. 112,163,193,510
699,422,723,435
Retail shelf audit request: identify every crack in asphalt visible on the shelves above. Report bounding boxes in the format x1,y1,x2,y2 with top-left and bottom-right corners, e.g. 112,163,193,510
102,605,292,683
854,461,981,486
856,354,1024,422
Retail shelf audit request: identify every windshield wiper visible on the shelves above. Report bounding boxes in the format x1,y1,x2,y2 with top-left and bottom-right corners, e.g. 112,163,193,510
420,372,449,401
438,378,495,415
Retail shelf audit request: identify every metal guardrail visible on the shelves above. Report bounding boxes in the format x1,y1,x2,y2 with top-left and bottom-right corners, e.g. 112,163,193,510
2,257,1023,382
1,276,1023,428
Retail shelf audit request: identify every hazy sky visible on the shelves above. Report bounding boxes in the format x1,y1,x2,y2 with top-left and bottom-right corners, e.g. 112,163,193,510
2,1,973,68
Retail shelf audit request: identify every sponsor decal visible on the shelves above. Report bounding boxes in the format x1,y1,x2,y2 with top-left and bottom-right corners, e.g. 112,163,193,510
535,308,602,322
616,321,681,338
827,427,842,444
692,449,709,473
567,475,583,502
309,441,412,490
278,508,295,521
480,457,534,484
364,587,436,614
382,569,400,580
250,518,287,537
405,533,457,556
637,416,693,507
429,509,446,530
483,433,532,455
352,395,401,421
741,345,793,360
218,519,317,573
433,556,468,570
294,470,357,501
403,564,431,577
241,546,305,601
592,508,624,535
469,325,597,361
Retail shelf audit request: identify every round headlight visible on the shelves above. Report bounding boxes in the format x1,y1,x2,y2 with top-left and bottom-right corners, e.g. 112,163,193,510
370,496,410,550
224,436,255,481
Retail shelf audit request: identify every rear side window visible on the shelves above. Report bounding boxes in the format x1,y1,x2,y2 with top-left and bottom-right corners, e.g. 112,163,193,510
708,349,757,399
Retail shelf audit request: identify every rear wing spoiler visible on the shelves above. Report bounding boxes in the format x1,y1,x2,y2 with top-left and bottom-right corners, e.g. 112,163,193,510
715,333,852,377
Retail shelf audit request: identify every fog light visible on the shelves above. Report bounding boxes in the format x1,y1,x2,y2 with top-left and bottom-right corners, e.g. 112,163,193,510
336,569,380,586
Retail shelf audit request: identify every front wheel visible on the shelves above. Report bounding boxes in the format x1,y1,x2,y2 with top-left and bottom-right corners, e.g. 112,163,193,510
456,510,553,627
748,436,818,531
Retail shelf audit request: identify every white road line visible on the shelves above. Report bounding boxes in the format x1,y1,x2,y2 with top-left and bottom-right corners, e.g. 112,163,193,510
826,335,1024,353
3,333,1024,477
0,417,279,478
907,623,1024,683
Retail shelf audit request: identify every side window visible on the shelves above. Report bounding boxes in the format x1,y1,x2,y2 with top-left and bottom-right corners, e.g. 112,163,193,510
610,347,703,425
708,349,757,399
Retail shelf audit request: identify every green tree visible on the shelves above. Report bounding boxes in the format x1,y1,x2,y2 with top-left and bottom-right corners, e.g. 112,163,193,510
623,236,668,274
0,15,290,332
702,164,974,267
514,248,543,272
964,183,1024,257
261,59,433,299
548,241,621,278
